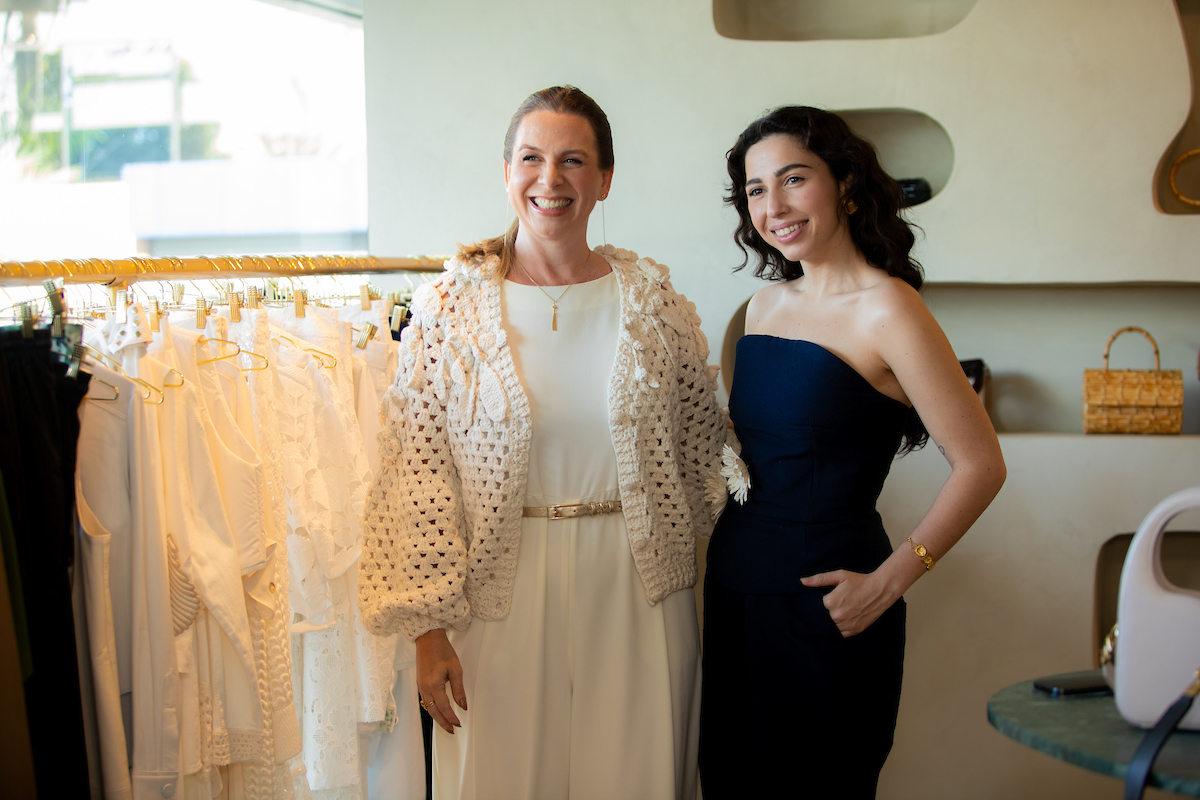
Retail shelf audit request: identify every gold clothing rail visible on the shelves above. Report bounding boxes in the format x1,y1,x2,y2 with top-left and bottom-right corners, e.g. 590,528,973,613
0,254,448,286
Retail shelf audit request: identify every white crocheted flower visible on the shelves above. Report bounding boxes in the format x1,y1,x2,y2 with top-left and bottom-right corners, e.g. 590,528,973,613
705,470,729,521
720,444,751,505
637,257,666,285
473,330,499,358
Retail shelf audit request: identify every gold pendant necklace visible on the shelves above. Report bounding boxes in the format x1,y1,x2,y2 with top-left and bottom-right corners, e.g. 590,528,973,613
515,260,584,331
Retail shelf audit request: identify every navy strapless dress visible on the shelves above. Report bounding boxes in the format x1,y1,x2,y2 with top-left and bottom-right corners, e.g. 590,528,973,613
698,335,910,799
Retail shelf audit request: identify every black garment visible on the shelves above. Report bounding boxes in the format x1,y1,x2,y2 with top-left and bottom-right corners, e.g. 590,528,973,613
0,327,92,798
0,460,32,682
699,336,910,799
699,581,905,798
421,704,434,800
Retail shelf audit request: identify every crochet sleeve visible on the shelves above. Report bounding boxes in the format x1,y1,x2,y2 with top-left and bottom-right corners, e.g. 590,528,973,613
359,312,471,642
663,285,728,539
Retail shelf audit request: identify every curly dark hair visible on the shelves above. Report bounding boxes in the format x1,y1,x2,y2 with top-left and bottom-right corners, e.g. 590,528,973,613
727,106,929,454
725,106,923,291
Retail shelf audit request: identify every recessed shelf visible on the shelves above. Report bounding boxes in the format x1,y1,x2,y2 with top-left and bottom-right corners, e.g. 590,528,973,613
713,0,978,41
720,283,1200,435
1156,0,1200,215
839,108,954,202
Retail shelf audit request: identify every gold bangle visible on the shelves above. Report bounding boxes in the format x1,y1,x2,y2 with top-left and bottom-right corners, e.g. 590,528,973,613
907,537,936,570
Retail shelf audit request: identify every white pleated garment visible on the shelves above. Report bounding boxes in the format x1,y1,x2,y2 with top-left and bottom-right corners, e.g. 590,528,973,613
433,272,701,800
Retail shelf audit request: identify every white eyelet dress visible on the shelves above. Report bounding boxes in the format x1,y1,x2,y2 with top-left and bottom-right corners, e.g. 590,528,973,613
432,271,702,800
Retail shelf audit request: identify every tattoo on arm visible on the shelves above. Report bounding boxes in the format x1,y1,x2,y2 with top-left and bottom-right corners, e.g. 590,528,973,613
938,445,946,456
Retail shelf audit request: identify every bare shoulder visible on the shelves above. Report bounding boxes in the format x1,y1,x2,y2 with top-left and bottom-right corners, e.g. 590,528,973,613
856,276,936,341
745,280,794,329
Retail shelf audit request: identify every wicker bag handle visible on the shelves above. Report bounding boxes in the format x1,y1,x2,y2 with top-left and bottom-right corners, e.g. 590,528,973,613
1102,326,1161,371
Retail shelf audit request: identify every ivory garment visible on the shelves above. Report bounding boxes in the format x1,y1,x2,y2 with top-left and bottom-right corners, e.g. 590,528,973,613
82,324,182,800
223,308,305,795
433,273,702,800
267,314,397,800
75,364,139,800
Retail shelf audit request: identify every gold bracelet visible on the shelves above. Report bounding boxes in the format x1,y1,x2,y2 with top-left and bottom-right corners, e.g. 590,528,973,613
907,537,936,570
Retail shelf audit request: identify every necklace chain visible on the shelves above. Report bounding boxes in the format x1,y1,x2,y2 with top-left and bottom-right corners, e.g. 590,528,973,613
515,258,589,331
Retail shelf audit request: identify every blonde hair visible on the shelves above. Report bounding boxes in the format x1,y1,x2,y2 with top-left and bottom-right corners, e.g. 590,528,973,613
457,86,614,275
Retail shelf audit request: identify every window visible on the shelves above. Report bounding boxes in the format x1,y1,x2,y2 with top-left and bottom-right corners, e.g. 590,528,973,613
0,0,366,259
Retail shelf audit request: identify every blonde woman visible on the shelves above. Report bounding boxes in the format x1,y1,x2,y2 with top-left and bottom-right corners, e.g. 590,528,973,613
361,86,726,800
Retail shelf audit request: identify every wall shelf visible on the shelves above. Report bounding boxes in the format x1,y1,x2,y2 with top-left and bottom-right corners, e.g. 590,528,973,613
720,283,1200,435
713,0,978,41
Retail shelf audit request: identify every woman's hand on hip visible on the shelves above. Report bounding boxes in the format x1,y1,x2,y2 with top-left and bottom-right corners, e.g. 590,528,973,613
416,628,467,733
800,570,894,638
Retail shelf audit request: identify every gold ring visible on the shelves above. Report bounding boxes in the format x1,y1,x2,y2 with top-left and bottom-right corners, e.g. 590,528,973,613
1169,148,1200,206
420,699,435,711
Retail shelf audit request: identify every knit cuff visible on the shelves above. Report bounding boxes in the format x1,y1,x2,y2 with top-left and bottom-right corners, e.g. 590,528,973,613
400,613,459,644
639,547,698,605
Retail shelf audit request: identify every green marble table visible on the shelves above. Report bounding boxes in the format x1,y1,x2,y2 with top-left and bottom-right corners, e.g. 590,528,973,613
988,672,1200,796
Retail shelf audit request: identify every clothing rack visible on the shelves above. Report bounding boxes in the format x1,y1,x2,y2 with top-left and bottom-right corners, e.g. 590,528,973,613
0,254,447,286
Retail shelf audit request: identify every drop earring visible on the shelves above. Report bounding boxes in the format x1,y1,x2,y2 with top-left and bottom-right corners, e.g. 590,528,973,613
601,194,608,248
845,198,858,215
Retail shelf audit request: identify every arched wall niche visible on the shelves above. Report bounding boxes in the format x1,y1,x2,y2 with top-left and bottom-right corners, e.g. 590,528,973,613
838,108,955,203
713,0,979,42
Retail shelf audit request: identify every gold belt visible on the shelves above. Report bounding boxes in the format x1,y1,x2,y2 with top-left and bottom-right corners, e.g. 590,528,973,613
522,500,623,520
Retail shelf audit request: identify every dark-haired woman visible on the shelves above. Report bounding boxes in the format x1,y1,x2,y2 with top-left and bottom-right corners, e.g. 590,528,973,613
360,86,726,800
698,107,1005,798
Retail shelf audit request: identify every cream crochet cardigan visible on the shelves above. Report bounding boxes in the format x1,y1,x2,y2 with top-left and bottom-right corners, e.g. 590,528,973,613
358,245,728,642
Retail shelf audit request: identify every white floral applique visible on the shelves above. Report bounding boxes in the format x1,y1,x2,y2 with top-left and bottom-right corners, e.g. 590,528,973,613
705,471,729,522
721,444,751,504
706,444,751,521
636,256,667,285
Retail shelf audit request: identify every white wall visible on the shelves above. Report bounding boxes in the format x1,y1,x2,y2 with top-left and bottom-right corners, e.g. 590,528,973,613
365,0,1198,322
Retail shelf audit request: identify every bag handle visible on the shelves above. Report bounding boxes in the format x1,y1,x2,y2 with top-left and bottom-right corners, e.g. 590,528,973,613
1120,487,1200,602
1102,326,1160,371
1124,668,1200,800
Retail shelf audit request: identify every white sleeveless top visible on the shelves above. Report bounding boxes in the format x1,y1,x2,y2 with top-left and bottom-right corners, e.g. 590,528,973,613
501,271,621,505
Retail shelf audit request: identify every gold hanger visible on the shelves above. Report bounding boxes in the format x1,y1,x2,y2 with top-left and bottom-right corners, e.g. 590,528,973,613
82,344,163,404
238,349,269,371
136,377,166,404
81,370,120,402
197,337,241,365
272,332,337,369
84,343,123,373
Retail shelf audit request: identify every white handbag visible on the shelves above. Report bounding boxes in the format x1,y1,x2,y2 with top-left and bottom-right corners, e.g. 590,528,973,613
1114,486,1200,730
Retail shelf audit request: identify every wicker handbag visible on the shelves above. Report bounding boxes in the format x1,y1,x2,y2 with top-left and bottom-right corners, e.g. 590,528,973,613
1083,326,1182,434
